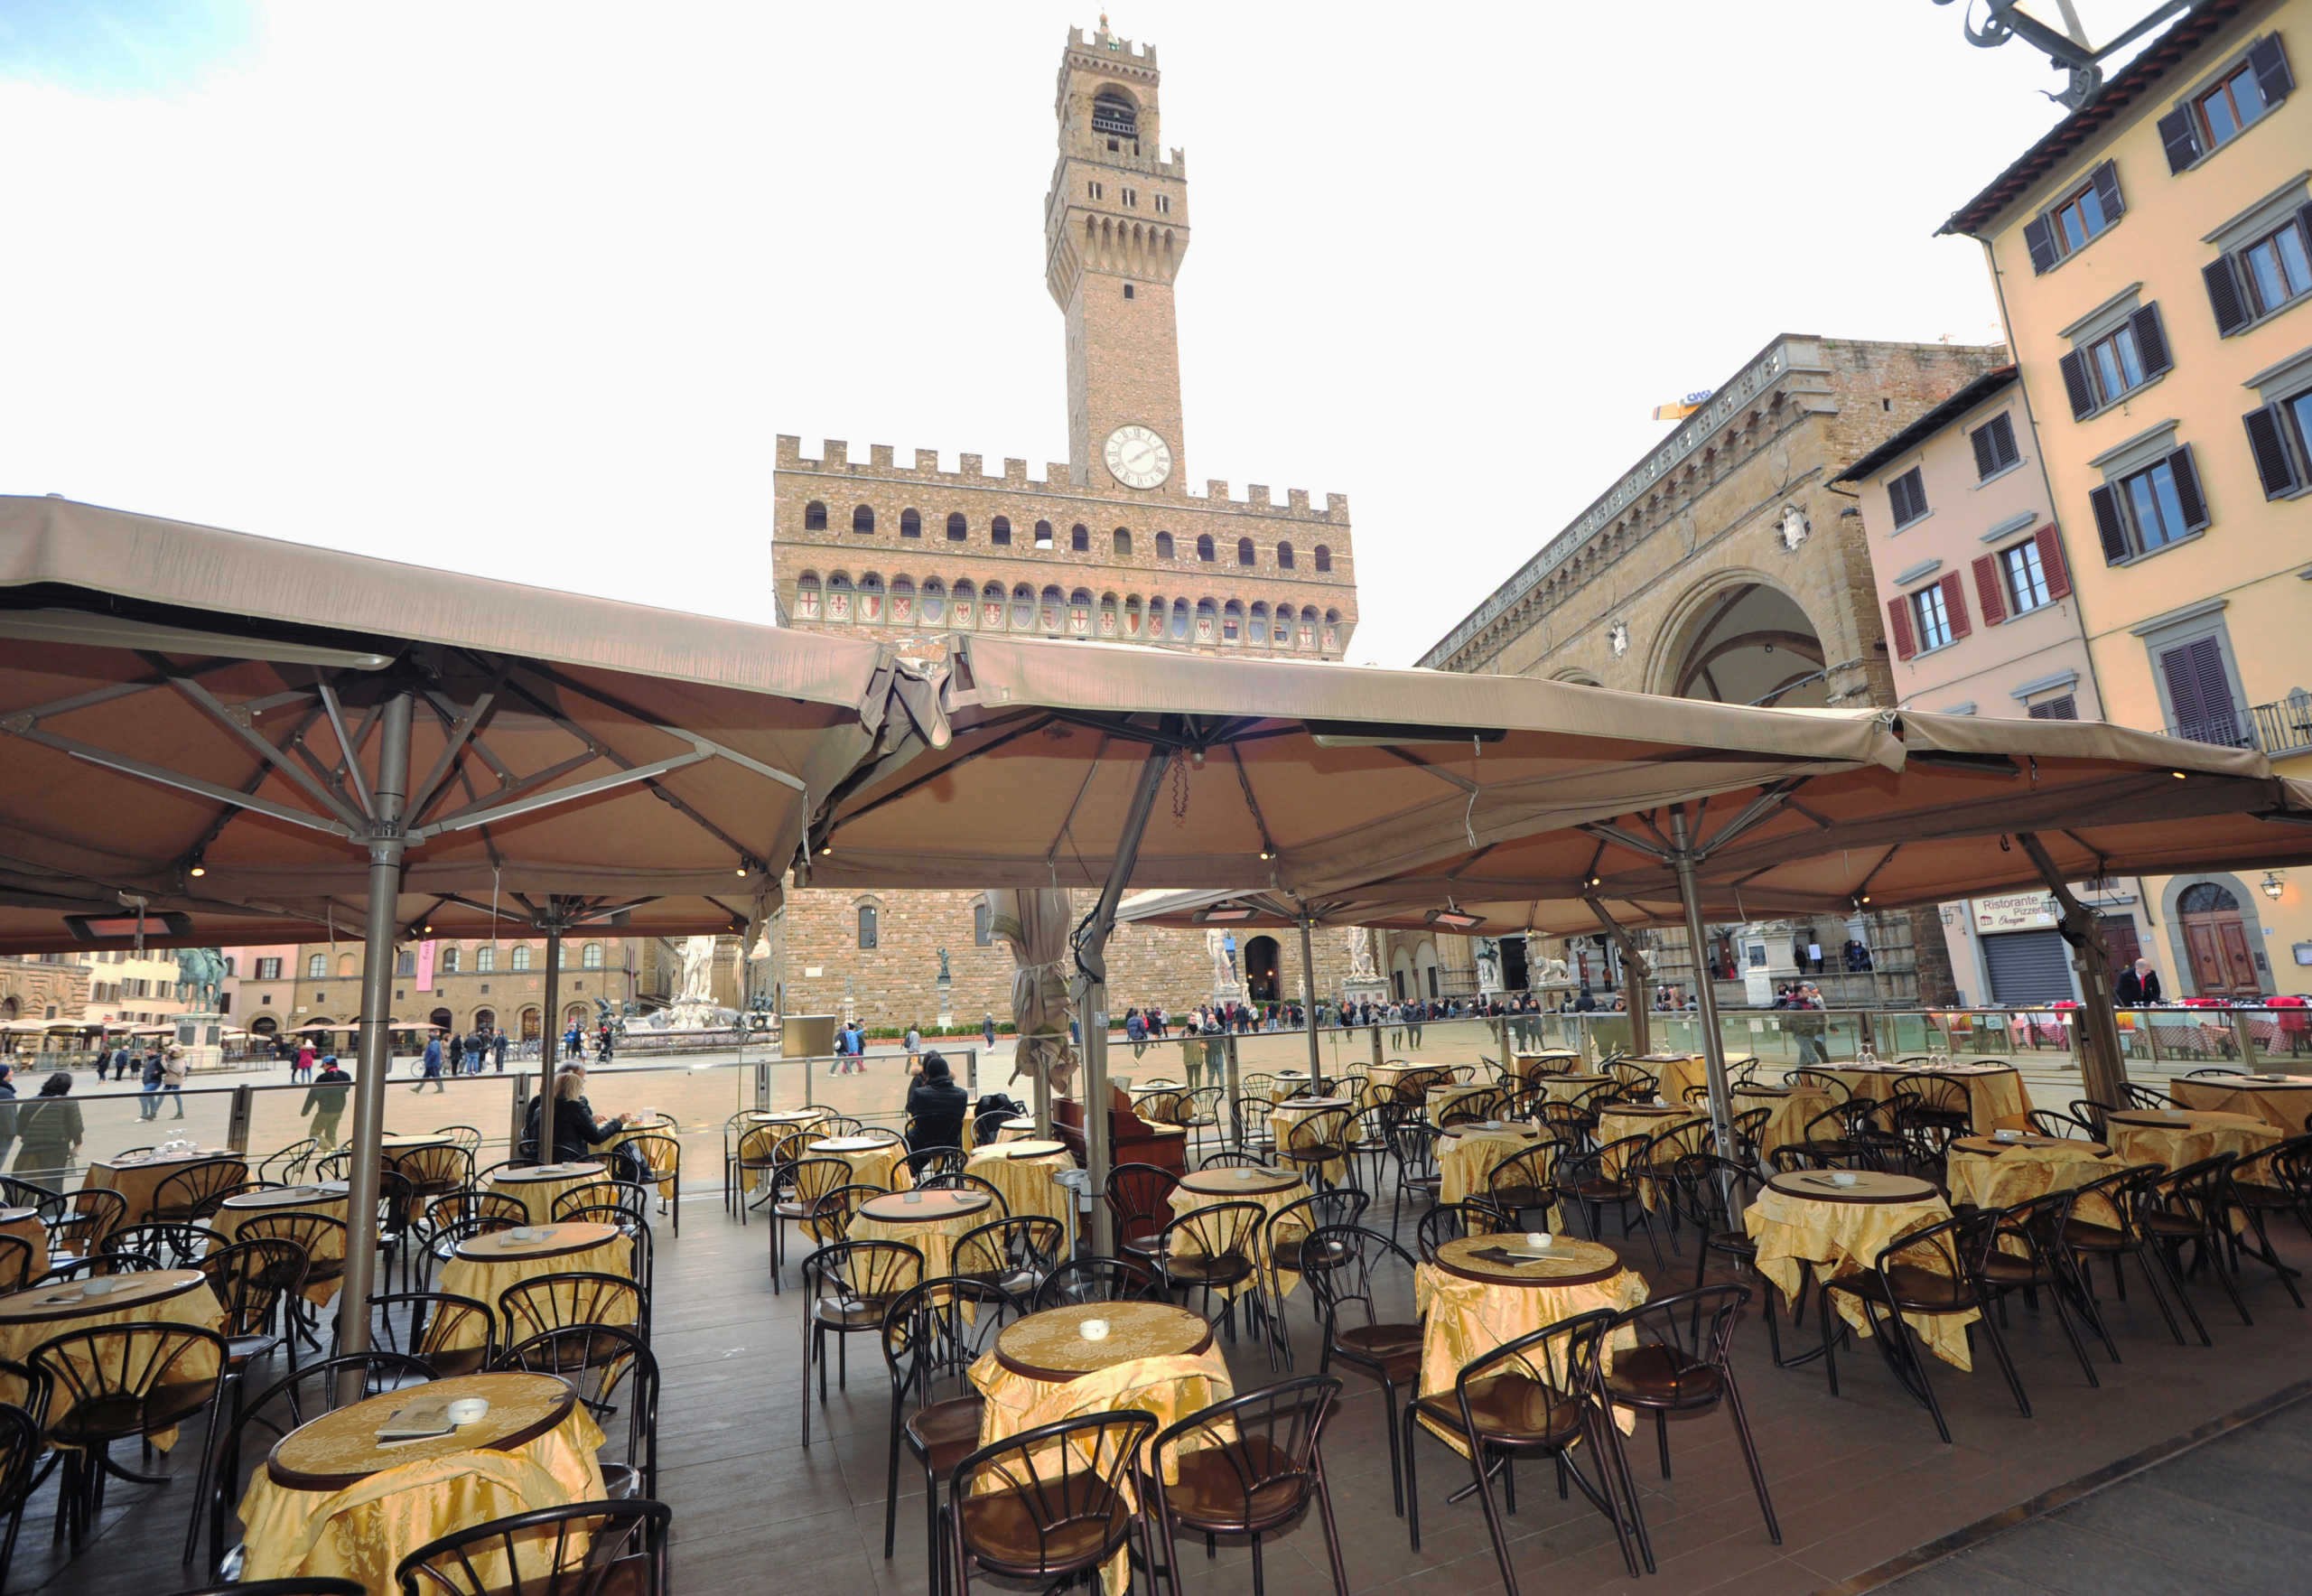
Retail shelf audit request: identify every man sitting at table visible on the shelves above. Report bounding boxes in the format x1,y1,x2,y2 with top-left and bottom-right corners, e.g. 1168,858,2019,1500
905,1051,968,1151
524,1065,631,1162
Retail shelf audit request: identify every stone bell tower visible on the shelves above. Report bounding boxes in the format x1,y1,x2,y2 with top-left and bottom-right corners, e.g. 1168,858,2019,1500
1046,19,1191,494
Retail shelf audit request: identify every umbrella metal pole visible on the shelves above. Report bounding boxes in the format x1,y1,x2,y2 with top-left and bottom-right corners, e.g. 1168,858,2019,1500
335,690,411,1375
543,929,562,1072
1667,809,1738,1166
1586,897,1651,1058
1300,917,1322,1084
1077,746,1174,1257
2017,830,2130,1106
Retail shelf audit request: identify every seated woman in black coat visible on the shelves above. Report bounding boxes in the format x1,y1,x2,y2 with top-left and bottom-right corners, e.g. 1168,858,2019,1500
904,1051,969,1151
524,1065,630,1162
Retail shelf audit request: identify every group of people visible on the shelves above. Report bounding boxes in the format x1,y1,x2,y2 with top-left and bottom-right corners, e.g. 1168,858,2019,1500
413,1026,514,1091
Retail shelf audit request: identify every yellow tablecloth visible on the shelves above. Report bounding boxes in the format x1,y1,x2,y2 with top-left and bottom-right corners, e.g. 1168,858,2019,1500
849,1190,1000,1279
969,1320,1233,1596
2105,1109,2280,1171
1536,1073,1614,1108
1366,1064,1440,1108
0,1209,44,1289
1269,1098,1354,1186
808,1135,912,1191
238,1374,606,1592
483,1162,609,1226
1595,1106,1706,1207
2169,1076,2312,1134
0,1270,226,1445
1733,1085,1832,1156
1422,1082,1494,1125
1164,1171,1310,1299
1412,1242,1646,1456
434,1226,635,1351
1823,1066,2029,1134
602,1114,680,1199
1945,1139,2124,1230
81,1151,238,1222
1745,1181,1975,1369
213,1184,352,1304
1435,1125,1562,1228
1509,1050,1582,1084
966,1143,1073,1224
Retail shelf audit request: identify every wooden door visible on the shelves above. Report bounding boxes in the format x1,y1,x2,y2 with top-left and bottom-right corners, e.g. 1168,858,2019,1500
2182,911,2261,997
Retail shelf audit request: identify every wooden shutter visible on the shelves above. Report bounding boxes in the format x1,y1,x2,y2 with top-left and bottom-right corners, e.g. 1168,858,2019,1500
2157,107,2203,173
1989,414,2018,470
1940,573,1971,641
2028,695,2079,721
2088,483,2131,565
1886,596,1916,661
2058,349,2096,418
2160,636,2240,744
2205,256,2251,335
2090,161,2125,223
2299,201,2312,262
2168,445,2210,531
2130,303,2172,378
2023,215,2060,275
1971,425,2000,480
2242,405,2303,499
2248,34,2295,104
2036,524,2073,600
1971,554,2008,625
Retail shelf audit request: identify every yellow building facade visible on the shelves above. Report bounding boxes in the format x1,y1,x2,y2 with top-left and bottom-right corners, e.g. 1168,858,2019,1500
1944,0,2312,996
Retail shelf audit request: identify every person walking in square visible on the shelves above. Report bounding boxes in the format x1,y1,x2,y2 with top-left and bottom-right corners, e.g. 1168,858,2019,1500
494,1030,509,1070
137,1048,165,1119
414,1031,444,1092
160,1047,187,1117
303,1056,351,1147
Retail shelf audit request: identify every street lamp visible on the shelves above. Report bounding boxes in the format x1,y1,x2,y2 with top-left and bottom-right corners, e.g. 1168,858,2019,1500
2262,871,2286,902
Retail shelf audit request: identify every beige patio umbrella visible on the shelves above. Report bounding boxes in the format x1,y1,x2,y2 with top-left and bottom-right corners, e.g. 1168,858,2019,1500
984,889,1077,1131
0,493,925,1363
807,632,1906,1248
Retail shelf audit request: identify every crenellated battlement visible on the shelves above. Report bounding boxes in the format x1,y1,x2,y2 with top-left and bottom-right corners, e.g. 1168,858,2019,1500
775,435,1348,523
1067,24,1156,68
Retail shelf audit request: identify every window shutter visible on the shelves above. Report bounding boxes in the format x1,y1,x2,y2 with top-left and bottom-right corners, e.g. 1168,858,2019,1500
2023,215,2060,275
2162,636,2241,745
2128,303,2171,379
2057,350,2096,419
1971,554,2008,625
2243,405,2304,499
2090,161,2125,222
1940,573,1972,641
2247,34,2295,104
2168,444,2210,531
1886,596,1916,661
2028,695,2079,721
2089,483,2131,565
2298,201,2312,260
2204,256,2251,335
2157,107,2203,173
2036,524,2072,600
1971,425,2000,480
1990,414,2018,470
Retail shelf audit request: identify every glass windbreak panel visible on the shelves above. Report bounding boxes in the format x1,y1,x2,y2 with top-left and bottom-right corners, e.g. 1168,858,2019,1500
775,1045,984,1134
245,1071,527,1175
1368,1015,1501,1073
15,1081,237,1190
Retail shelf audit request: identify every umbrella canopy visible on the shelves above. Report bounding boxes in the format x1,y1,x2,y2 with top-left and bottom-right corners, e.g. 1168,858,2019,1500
807,633,1901,893
0,495,922,953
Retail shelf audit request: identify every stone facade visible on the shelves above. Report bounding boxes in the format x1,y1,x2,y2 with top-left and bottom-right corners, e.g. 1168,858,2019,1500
0,956,89,1022
765,24,1369,1029
1420,334,2000,1009
266,937,670,1041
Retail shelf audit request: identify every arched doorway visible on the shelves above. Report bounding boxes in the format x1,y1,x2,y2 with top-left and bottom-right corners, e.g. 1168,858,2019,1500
1243,936,1281,1003
471,1008,496,1034
428,1007,453,1032
2177,882,2262,997
1499,937,1530,993
519,1007,541,1041
248,1015,277,1036
0,997,16,1021
1657,579,1829,707
1389,947,1415,1002
563,1003,589,1032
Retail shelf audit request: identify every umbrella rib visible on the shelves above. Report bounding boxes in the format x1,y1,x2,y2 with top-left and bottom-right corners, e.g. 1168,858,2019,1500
412,748,713,839
1692,779,1808,860
406,663,511,826
825,713,1061,835
1044,730,1114,873
1579,820,1672,863
1853,845,1902,901
194,702,329,863
1380,745,1478,795
146,657,370,834
4,723,353,837
0,658,240,723
517,659,807,789
313,677,377,819
1227,746,1280,861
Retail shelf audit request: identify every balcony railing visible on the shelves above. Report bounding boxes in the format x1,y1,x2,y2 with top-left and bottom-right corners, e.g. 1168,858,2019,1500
2166,696,2312,758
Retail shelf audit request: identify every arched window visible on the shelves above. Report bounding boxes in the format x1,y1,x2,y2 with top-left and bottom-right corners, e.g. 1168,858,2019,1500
1040,585,1066,633
475,946,496,973
1222,599,1244,643
890,576,916,624
1092,89,1137,137
1034,520,1054,549
439,947,459,974
1170,598,1191,640
1098,592,1119,637
947,511,968,540
974,901,993,945
1113,527,1132,557
1236,537,1254,566
2179,882,2241,913
1276,541,1295,569
1323,609,1342,652
804,500,826,531
583,943,604,969
853,504,875,535
339,953,355,977
512,945,532,971
1248,602,1270,645
1068,588,1093,636
1070,523,1089,552
1195,535,1215,562
1194,599,1217,643
953,578,976,630
1155,531,1174,560
920,577,945,624
825,574,853,622
1313,545,1332,572
857,573,885,623
1012,583,1036,630
992,517,1012,546
558,941,575,968
306,953,325,978
900,509,922,538
858,902,879,948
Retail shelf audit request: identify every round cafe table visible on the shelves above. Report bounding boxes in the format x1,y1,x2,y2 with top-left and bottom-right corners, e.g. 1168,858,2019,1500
1510,1050,1581,1083
2168,1074,2312,1132
1422,1081,1494,1125
378,1132,453,1153
213,1182,352,1302
849,1188,998,1278
603,1113,679,1199
1412,1234,1646,1454
236,1370,604,1591
966,1139,1073,1224
1366,1062,1440,1107
1536,1072,1615,1109
1435,1121,1561,1226
1823,1062,2029,1134
1745,1170,1975,1369
1270,1097,1355,1185
808,1133,910,1191
1595,1104,1705,1202
484,1161,608,1225
991,1115,1043,1143
0,1208,43,1289
434,1221,634,1353
1944,1134,2123,1229
81,1149,238,1223
2103,1108,2280,1171
1167,1165,1310,1298
1732,1083,1831,1158
0,1268,226,1432
742,1108,830,1185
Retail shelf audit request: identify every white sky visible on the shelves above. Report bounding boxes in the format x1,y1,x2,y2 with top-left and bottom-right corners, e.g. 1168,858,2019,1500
0,2,2156,667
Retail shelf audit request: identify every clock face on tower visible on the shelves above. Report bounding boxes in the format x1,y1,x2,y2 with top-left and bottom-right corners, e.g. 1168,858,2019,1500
1103,425,1172,490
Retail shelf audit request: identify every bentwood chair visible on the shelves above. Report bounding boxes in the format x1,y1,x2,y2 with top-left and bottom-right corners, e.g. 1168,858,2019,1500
2060,1162,2207,1348
362,1292,496,1377
1104,1162,1180,1269
49,1188,128,1267
1300,1225,1422,1517
1261,1189,1369,1368
194,1236,307,1385
230,1212,345,1348
31,1323,230,1557
944,1412,1156,1596
1148,1200,1265,1339
1142,1376,1351,1596
620,1134,682,1234
1553,1136,1664,1268
1030,1255,1162,1309
950,1216,1064,1300
0,1237,33,1296
880,1277,1021,1586
1403,1310,1639,1588
0,1394,45,1593
1414,1199,1511,1265
1821,1213,2029,1444
394,1499,670,1596
495,1325,658,1499
801,1240,924,1446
